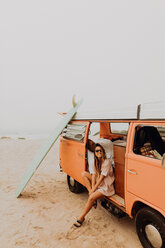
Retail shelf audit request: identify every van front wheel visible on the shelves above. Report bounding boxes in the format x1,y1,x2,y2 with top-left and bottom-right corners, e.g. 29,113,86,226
67,175,84,193
136,207,165,248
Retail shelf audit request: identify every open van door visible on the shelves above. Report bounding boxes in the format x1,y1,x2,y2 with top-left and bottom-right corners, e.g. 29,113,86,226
60,121,90,187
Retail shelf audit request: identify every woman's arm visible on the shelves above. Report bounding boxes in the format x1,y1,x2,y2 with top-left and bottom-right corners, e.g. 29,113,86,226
91,174,105,194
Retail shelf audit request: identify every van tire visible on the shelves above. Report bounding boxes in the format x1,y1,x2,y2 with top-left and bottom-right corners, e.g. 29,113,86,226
135,207,165,248
67,175,84,193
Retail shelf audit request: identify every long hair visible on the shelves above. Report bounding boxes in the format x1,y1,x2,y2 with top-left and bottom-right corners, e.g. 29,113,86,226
94,143,106,175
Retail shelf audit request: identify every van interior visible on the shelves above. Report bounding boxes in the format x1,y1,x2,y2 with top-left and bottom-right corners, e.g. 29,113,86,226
86,122,128,212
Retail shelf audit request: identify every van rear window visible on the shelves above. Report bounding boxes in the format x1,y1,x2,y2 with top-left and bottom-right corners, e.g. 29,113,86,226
110,123,129,135
62,123,87,142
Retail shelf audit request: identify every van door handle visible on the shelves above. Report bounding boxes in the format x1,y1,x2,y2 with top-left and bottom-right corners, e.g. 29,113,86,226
127,169,137,175
78,153,83,157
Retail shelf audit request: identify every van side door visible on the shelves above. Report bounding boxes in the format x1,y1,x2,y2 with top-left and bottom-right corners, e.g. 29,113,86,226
60,121,90,185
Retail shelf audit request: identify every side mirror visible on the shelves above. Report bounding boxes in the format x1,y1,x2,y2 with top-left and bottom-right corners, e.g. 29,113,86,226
161,153,165,168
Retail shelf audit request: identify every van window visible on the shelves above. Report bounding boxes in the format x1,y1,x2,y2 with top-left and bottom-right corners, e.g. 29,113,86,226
157,126,165,139
110,123,129,135
88,122,100,140
90,122,100,136
133,125,165,159
62,123,87,143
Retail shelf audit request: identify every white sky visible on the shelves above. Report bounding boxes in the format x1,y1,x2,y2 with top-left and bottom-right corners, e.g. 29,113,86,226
0,1,165,131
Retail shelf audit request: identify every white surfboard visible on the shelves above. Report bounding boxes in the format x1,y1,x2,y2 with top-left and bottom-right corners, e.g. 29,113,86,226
16,98,83,197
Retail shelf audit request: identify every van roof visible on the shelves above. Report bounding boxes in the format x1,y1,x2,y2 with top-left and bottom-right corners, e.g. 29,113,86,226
72,102,165,121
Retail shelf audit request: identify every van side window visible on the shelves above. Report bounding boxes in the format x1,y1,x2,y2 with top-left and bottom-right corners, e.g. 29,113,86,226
62,123,87,143
110,123,129,136
133,125,165,159
88,122,100,140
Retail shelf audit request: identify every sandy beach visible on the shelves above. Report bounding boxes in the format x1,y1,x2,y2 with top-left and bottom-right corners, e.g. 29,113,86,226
0,138,142,248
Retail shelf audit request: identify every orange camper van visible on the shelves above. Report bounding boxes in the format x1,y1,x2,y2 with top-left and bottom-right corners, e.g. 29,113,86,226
59,102,165,248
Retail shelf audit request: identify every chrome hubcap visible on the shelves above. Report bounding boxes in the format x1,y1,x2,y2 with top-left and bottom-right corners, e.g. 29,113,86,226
145,224,162,248
70,177,75,187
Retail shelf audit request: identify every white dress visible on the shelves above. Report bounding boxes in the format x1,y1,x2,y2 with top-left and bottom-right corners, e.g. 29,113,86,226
92,159,115,197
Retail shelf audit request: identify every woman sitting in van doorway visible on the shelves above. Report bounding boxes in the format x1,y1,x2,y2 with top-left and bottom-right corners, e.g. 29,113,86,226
73,143,115,228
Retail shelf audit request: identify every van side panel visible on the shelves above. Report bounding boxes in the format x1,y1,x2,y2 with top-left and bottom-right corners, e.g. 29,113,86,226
60,138,86,185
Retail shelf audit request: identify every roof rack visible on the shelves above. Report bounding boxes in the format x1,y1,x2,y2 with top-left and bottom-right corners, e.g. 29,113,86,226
72,102,165,120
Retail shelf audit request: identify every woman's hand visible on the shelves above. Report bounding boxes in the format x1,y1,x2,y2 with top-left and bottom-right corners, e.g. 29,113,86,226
89,188,95,195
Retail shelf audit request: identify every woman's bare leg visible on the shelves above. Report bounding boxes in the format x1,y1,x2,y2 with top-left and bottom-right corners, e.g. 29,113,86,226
82,171,92,193
78,191,104,222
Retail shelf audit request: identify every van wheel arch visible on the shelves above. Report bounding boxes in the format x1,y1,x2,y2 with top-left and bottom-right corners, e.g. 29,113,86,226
67,175,84,193
131,201,165,220
131,201,146,218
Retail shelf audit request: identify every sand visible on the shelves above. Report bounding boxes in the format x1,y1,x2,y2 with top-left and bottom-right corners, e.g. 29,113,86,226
0,138,142,248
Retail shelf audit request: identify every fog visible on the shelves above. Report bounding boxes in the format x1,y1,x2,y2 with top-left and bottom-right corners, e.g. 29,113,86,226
1,1,165,134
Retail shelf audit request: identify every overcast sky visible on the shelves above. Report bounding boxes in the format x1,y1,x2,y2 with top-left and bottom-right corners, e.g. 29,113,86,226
0,1,165,132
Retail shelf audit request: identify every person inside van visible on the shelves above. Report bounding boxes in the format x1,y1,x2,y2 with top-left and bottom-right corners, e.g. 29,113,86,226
73,143,115,228
134,126,164,159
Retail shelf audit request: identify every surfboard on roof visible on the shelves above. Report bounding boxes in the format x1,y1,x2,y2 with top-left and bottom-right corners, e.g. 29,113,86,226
71,102,165,120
